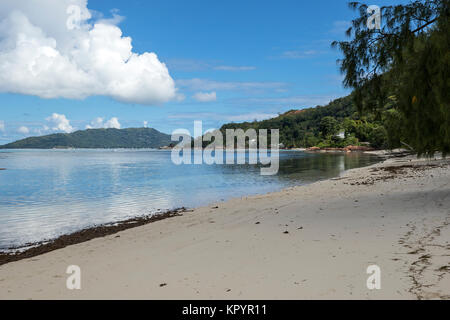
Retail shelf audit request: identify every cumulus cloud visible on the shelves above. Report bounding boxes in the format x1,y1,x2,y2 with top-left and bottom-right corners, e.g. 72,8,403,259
46,113,74,133
17,126,29,134
104,117,120,129
86,117,121,129
0,120,4,132
193,91,217,102
0,0,176,105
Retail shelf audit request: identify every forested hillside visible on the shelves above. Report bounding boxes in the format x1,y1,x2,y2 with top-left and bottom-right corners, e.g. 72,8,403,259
0,128,172,149
220,94,395,149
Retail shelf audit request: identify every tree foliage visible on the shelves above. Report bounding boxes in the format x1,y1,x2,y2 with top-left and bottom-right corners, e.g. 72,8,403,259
332,0,449,156
219,95,391,149
320,116,340,137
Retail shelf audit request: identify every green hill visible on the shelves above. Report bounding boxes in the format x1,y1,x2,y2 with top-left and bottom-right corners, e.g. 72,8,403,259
218,94,393,149
0,128,173,149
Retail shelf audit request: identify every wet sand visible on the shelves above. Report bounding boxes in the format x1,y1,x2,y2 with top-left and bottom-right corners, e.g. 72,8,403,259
0,156,449,299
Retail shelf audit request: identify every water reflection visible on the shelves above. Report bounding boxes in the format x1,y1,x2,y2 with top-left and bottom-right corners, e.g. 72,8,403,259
0,149,380,249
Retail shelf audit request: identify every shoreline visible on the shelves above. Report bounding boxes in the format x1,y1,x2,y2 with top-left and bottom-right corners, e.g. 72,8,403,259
0,208,188,266
1,155,449,299
0,151,383,264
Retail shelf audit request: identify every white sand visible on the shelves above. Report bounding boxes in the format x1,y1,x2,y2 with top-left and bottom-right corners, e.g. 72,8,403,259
1,156,449,300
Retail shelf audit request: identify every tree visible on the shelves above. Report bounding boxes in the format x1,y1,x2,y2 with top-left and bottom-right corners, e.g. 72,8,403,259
332,0,449,156
369,126,388,149
319,116,339,137
382,108,406,149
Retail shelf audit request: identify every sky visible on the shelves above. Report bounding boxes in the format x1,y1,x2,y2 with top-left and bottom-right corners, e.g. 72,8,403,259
0,0,403,143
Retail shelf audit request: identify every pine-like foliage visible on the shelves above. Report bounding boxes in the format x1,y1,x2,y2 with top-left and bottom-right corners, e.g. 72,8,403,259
332,0,449,156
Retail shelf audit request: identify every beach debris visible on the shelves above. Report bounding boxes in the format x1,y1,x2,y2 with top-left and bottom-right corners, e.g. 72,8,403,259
255,222,260,225
418,254,431,261
159,283,167,287
0,207,189,266
408,248,425,255
212,206,219,209
283,231,289,234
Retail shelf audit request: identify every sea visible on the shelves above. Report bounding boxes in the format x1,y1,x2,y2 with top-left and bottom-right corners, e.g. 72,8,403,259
0,149,380,250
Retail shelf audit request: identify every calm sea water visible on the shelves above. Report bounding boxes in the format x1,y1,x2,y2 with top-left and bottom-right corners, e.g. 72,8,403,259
0,149,380,250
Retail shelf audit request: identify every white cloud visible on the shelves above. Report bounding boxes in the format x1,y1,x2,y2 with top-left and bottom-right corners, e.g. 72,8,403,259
17,126,29,134
104,117,120,129
0,0,176,105
174,93,186,102
193,91,217,102
46,113,74,133
96,9,125,26
166,59,256,73
225,113,277,122
85,117,105,129
177,79,288,92
168,112,277,122
281,50,319,59
0,120,4,132
33,125,50,136
86,116,120,129
239,95,340,107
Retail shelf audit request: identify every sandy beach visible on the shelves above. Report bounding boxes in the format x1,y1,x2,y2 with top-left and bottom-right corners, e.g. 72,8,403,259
0,155,449,300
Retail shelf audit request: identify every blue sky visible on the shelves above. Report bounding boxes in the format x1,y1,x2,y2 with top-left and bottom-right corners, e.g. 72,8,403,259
0,0,402,143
